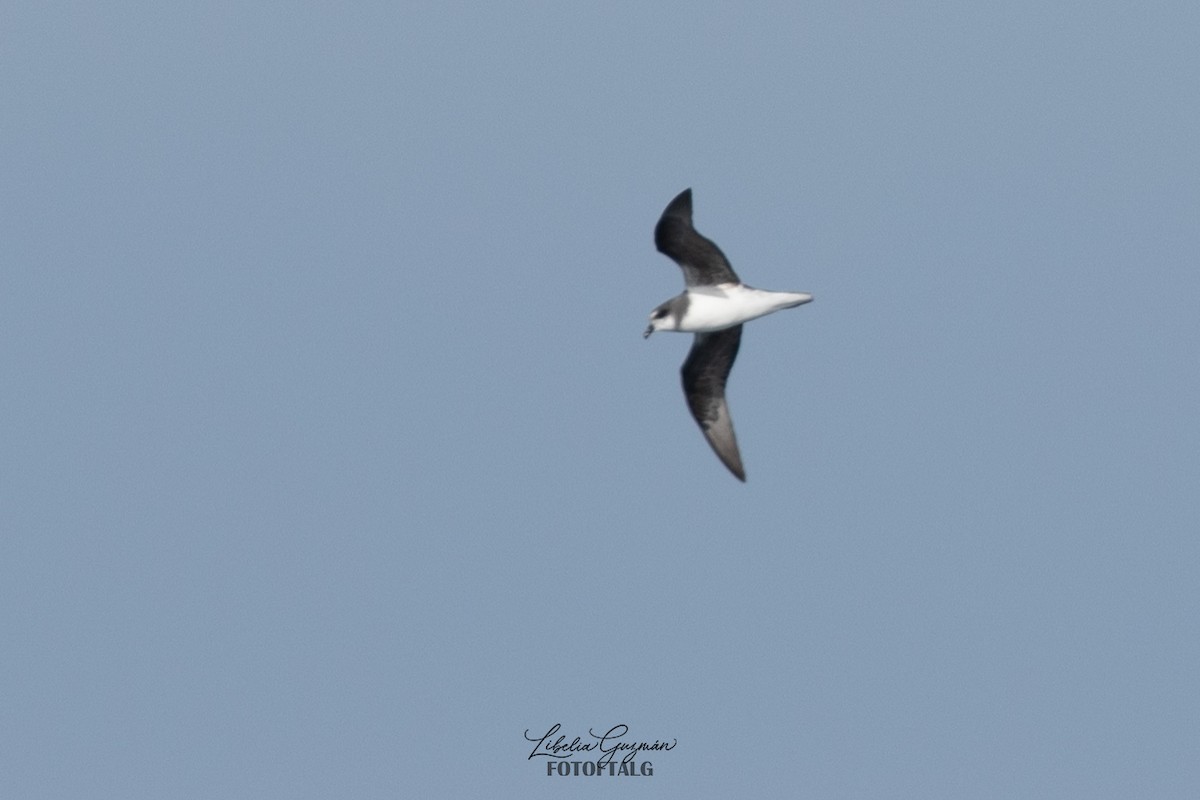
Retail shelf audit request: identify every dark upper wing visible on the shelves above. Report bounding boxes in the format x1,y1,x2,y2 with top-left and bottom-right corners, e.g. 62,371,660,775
654,188,741,287
680,326,746,481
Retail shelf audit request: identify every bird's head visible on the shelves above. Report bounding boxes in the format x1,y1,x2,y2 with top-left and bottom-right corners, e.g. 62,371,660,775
644,301,679,339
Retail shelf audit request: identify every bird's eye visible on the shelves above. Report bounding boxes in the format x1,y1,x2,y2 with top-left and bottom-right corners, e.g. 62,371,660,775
654,309,667,319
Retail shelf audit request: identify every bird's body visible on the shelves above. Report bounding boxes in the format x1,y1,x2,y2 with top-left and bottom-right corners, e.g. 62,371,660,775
645,188,813,481
649,283,814,333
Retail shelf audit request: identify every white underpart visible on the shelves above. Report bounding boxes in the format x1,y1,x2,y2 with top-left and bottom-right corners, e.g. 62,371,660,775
679,283,813,332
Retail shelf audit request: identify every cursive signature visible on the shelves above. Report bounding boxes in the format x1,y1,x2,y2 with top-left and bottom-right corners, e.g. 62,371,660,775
525,724,677,766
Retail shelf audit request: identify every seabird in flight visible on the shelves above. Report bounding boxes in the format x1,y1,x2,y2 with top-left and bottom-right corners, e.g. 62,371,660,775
645,188,813,481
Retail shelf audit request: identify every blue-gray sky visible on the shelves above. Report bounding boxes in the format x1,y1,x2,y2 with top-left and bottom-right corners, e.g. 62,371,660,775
3,2,1198,797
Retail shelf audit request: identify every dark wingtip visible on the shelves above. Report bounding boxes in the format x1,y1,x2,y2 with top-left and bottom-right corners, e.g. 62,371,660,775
664,188,692,219
727,458,746,482
655,188,694,254
710,430,747,482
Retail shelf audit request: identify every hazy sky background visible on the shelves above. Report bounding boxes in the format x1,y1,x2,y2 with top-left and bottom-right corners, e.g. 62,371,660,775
3,2,1197,797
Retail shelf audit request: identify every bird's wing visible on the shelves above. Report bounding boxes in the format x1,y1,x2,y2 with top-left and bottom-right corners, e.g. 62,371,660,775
655,188,741,287
681,326,746,481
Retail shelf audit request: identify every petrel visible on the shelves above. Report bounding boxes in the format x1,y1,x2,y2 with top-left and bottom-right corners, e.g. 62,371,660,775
644,188,813,481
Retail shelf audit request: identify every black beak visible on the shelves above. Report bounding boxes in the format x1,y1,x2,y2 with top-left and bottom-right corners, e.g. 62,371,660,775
643,326,654,339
